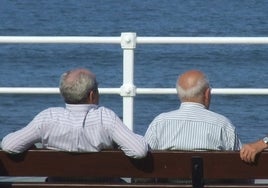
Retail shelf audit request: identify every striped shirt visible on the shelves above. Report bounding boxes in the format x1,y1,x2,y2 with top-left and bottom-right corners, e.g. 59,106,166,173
145,102,242,151
1,104,148,158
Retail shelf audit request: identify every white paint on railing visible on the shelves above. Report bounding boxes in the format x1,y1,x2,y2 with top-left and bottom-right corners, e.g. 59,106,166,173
0,88,121,94
1,87,268,95
0,36,120,44
138,88,268,95
120,33,137,128
1,33,268,130
1,36,268,44
0,87,59,94
211,88,268,95
137,37,268,44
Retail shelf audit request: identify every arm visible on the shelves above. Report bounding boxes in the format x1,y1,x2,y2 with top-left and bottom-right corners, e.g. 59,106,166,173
1,114,42,154
240,139,268,163
111,115,148,159
1,125,41,153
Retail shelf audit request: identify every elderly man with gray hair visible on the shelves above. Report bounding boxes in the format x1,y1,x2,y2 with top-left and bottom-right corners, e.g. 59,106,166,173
2,68,148,159
145,69,241,151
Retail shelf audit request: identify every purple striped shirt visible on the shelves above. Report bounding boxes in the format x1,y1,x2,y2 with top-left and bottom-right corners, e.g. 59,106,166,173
2,104,148,158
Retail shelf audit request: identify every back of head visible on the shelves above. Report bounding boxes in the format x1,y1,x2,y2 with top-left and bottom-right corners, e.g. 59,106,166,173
176,70,210,103
59,68,98,104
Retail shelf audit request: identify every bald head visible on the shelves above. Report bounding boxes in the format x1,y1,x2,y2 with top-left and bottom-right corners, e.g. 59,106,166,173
176,70,210,108
178,70,206,90
59,68,98,104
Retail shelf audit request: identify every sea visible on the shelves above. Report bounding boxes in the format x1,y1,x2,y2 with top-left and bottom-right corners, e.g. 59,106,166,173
0,0,268,145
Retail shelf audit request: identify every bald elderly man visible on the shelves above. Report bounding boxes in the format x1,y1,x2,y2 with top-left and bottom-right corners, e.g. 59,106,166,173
2,68,148,159
145,70,241,151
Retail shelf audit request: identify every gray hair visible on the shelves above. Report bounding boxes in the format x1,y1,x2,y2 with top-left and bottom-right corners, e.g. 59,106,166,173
176,76,209,101
59,70,97,104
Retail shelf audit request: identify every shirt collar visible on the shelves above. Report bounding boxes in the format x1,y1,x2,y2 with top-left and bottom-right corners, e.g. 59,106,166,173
180,102,206,109
65,103,98,112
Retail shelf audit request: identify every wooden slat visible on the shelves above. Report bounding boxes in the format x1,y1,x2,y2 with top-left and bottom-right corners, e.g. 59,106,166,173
1,183,268,188
194,151,268,179
1,150,268,188
0,150,192,178
0,183,191,188
1,150,268,178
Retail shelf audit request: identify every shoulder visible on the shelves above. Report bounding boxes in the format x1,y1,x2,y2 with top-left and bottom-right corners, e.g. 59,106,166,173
35,107,66,117
150,110,178,124
205,109,236,129
97,106,116,113
97,106,120,118
207,109,231,122
41,107,65,113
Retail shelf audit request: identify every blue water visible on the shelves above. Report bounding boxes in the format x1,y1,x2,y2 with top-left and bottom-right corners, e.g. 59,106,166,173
0,0,268,144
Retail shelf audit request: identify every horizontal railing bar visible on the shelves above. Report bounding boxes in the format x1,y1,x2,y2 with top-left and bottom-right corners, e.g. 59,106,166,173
137,88,268,95
1,36,268,44
0,36,120,44
0,87,59,94
137,37,268,44
0,87,268,95
0,88,121,94
211,88,268,95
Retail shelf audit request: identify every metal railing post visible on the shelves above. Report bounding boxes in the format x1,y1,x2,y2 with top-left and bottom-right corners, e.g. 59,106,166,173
120,33,137,130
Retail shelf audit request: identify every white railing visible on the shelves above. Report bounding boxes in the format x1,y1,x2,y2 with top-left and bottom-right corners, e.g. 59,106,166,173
1,32,268,131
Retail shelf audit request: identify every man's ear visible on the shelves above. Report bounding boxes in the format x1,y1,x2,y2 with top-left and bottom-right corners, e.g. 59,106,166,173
205,87,211,98
88,91,94,104
89,90,99,104
204,87,211,109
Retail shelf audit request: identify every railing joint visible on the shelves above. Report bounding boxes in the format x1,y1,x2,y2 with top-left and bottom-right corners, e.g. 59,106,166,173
120,84,136,97
121,32,136,49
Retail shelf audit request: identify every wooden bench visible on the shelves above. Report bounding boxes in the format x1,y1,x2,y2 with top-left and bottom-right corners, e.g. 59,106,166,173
0,149,268,188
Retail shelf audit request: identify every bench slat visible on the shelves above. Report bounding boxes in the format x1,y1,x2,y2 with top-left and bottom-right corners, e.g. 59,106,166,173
1,183,268,188
0,150,192,178
1,150,268,179
1,150,268,188
0,183,191,188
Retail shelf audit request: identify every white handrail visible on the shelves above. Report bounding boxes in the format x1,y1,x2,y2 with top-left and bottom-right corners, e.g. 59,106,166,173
1,87,268,95
1,36,268,44
0,36,120,44
1,33,268,131
137,37,268,44
0,88,121,94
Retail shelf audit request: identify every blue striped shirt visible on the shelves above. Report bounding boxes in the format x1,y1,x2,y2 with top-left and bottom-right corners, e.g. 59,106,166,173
2,104,148,158
145,102,242,151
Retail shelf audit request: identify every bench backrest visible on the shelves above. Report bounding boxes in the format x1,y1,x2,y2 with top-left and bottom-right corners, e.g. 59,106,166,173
0,150,268,187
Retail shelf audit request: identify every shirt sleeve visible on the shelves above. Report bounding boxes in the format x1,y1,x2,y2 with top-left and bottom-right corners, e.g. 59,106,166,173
233,129,242,150
144,119,158,150
110,113,148,159
1,112,43,154
223,122,242,151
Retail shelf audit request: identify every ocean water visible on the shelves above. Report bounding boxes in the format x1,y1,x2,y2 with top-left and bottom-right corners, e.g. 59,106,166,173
0,0,268,144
